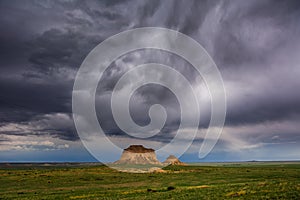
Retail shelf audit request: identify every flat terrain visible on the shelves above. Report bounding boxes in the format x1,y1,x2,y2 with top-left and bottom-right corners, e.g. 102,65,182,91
0,162,300,199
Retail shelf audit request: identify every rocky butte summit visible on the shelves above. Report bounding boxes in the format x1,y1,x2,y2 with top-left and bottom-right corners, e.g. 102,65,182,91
114,145,162,165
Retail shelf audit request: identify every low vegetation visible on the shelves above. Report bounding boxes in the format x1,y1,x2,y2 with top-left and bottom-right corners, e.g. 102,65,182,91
0,162,299,199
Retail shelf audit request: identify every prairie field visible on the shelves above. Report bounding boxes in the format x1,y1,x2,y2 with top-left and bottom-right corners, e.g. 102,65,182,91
0,162,300,199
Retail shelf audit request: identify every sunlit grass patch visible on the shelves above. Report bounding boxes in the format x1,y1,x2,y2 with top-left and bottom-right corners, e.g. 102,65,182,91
186,185,210,189
70,194,96,199
226,190,247,197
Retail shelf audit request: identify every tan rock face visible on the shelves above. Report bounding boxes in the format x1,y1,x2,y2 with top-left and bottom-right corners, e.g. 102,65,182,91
114,145,162,165
163,155,186,165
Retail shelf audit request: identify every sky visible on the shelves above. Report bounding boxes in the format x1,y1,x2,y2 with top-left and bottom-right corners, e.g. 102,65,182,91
0,0,300,162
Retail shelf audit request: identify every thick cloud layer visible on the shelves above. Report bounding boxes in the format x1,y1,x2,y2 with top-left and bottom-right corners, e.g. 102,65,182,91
0,0,299,161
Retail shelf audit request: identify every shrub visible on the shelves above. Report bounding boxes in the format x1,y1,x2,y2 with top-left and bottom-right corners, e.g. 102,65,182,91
167,186,175,191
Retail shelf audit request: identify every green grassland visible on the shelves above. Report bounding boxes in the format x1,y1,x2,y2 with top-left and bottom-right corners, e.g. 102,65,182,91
0,162,300,199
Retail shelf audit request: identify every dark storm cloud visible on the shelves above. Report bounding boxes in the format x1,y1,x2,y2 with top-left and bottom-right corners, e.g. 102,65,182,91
27,28,100,74
0,0,299,151
0,113,77,141
211,1,300,66
0,0,143,141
